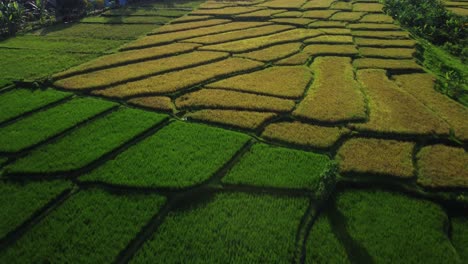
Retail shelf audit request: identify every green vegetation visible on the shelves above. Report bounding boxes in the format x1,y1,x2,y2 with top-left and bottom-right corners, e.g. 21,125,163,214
354,38,416,47
187,109,276,130
330,11,365,22
359,13,394,23
0,157,7,165
128,96,173,112
0,97,116,153
353,58,422,71
223,143,332,189
334,189,460,263
0,88,71,123
131,192,308,263
103,8,188,17
0,180,72,238
5,108,168,175
81,122,250,188
452,217,468,260
80,16,171,24
1,189,166,263
153,19,230,33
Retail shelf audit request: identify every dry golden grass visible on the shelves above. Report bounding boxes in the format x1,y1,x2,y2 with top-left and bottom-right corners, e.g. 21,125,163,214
93,58,263,98
352,30,409,39
170,15,213,24
353,3,384,12
352,69,450,136
359,14,394,23
355,38,416,47
237,42,302,62
309,21,347,28
236,9,287,17
303,10,338,19
127,96,173,112
293,57,367,123
348,23,399,30
191,6,262,16
262,121,349,149
206,66,312,99
331,1,352,10
53,43,201,79
275,53,310,65
417,144,468,188
330,12,366,21
258,0,307,8
272,11,302,18
54,51,229,90
353,58,422,71
183,24,292,45
175,88,295,112
318,28,351,35
152,19,231,34
186,109,276,130
394,73,468,141
201,29,322,53
270,18,314,26
123,21,269,49
359,47,415,59
303,44,358,57
305,35,354,44
303,0,335,9
447,7,468,16
337,138,415,178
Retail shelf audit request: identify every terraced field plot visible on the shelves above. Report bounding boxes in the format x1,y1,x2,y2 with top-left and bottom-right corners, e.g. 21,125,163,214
1,0,467,262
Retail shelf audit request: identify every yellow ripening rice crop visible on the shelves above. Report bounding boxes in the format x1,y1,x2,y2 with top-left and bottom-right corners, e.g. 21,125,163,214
309,21,347,28
303,10,338,19
272,11,302,18
200,29,323,53
359,14,394,23
417,144,468,188
303,44,358,57
262,121,349,149
318,28,352,35
123,21,270,49
330,12,366,21
337,138,415,178
206,66,312,99
191,6,263,16
236,9,287,18
186,109,276,130
352,3,384,12
258,0,307,9
331,1,352,10
237,43,302,62
275,53,310,65
359,47,415,59
127,96,173,112
175,88,295,112
93,58,264,98
355,38,416,47
305,35,354,44
303,0,335,9
53,43,201,79
293,57,367,123
270,18,314,26
348,23,399,30
351,30,409,39
183,24,293,45
352,69,450,136
152,19,231,34
353,58,422,71
394,73,468,141
170,15,213,24
54,51,229,90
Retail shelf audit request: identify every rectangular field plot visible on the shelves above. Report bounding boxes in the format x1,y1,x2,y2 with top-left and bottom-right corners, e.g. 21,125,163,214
0,88,71,123
152,19,230,33
0,180,72,238
333,189,460,263
80,122,250,188
0,189,166,263
0,97,116,153
80,15,171,24
130,192,308,263
223,143,332,189
103,8,188,17
5,108,168,175
452,217,468,260
186,109,276,130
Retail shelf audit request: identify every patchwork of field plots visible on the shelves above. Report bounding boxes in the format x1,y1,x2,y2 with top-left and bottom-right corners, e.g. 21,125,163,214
1,0,467,262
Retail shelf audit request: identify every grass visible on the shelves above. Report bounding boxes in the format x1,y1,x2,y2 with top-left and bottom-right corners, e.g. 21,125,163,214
206,66,312,99
302,45,359,57
0,97,116,153
305,35,354,44
184,24,294,45
175,88,295,112
103,8,188,17
128,96,173,112
330,12,366,21
94,58,263,98
417,144,468,188
334,189,460,263
54,51,228,90
394,74,468,141
53,42,201,79
303,10,338,19
359,13,394,23
192,6,261,15
270,18,314,26
79,15,171,24
80,122,250,188
305,214,350,264
353,69,450,136
452,217,468,260
293,57,367,123
337,138,415,178
353,3,384,12
348,23,399,30
170,15,213,23
4,108,168,175
0,35,126,53
0,189,166,263
353,58,422,70
152,19,230,33
123,21,269,49
186,109,276,130
262,122,349,149
223,143,332,189
258,0,306,8
201,29,323,53
359,47,415,58
303,0,336,9
0,88,71,123
351,30,410,39
130,192,308,263
237,42,302,62
0,49,97,87
0,180,72,238
355,37,416,47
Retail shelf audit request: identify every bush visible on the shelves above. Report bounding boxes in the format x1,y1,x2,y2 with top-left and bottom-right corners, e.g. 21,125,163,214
0,0,23,36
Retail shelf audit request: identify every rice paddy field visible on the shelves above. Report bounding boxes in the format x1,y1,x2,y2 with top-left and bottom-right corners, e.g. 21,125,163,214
1,0,467,263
